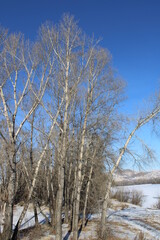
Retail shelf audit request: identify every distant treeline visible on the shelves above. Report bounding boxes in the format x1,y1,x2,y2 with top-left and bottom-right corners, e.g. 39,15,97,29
114,178,160,186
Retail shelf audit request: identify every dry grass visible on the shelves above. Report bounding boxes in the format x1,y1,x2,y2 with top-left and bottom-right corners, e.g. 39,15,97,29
111,190,130,203
96,221,127,240
130,190,143,206
19,210,151,240
40,237,55,240
134,231,147,240
20,224,54,240
112,189,143,206
153,197,160,209
20,219,99,240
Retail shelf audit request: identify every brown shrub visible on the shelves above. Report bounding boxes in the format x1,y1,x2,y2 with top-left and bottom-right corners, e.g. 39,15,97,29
130,190,143,206
153,197,160,209
112,189,143,206
134,231,146,240
111,189,130,203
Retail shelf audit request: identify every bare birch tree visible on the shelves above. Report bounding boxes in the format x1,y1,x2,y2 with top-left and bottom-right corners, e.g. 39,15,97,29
0,15,131,240
0,26,57,239
100,104,160,238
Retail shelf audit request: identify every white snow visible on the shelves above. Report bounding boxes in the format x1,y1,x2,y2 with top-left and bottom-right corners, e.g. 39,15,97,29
13,205,49,230
113,183,160,208
2,184,160,239
107,200,160,239
0,205,97,239
0,205,49,233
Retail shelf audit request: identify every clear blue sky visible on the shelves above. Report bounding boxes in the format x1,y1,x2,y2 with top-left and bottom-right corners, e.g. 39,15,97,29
1,0,160,169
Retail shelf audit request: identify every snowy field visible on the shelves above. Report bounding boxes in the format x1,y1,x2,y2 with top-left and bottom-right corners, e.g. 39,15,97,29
1,184,160,239
106,200,160,240
114,184,160,208
0,205,97,239
1,202,160,239
0,205,49,233
9,201,160,239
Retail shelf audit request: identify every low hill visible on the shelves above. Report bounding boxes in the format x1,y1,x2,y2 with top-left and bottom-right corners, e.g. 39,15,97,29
113,169,160,186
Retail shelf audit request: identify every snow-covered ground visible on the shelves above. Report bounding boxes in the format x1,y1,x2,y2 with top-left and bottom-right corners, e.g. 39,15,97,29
0,205,98,239
18,201,160,239
106,200,160,239
1,184,160,240
114,184,160,208
1,204,160,239
0,204,49,233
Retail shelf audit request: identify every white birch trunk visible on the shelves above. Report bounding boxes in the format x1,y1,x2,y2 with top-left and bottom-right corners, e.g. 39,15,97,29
72,114,88,240
55,37,70,239
82,164,93,228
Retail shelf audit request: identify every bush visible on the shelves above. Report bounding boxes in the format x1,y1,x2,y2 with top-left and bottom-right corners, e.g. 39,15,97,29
130,190,143,206
153,197,160,209
134,231,146,240
112,189,143,206
97,224,113,240
111,189,130,203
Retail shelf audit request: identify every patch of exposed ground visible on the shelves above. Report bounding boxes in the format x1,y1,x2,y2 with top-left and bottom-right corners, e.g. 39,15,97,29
20,220,98,240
